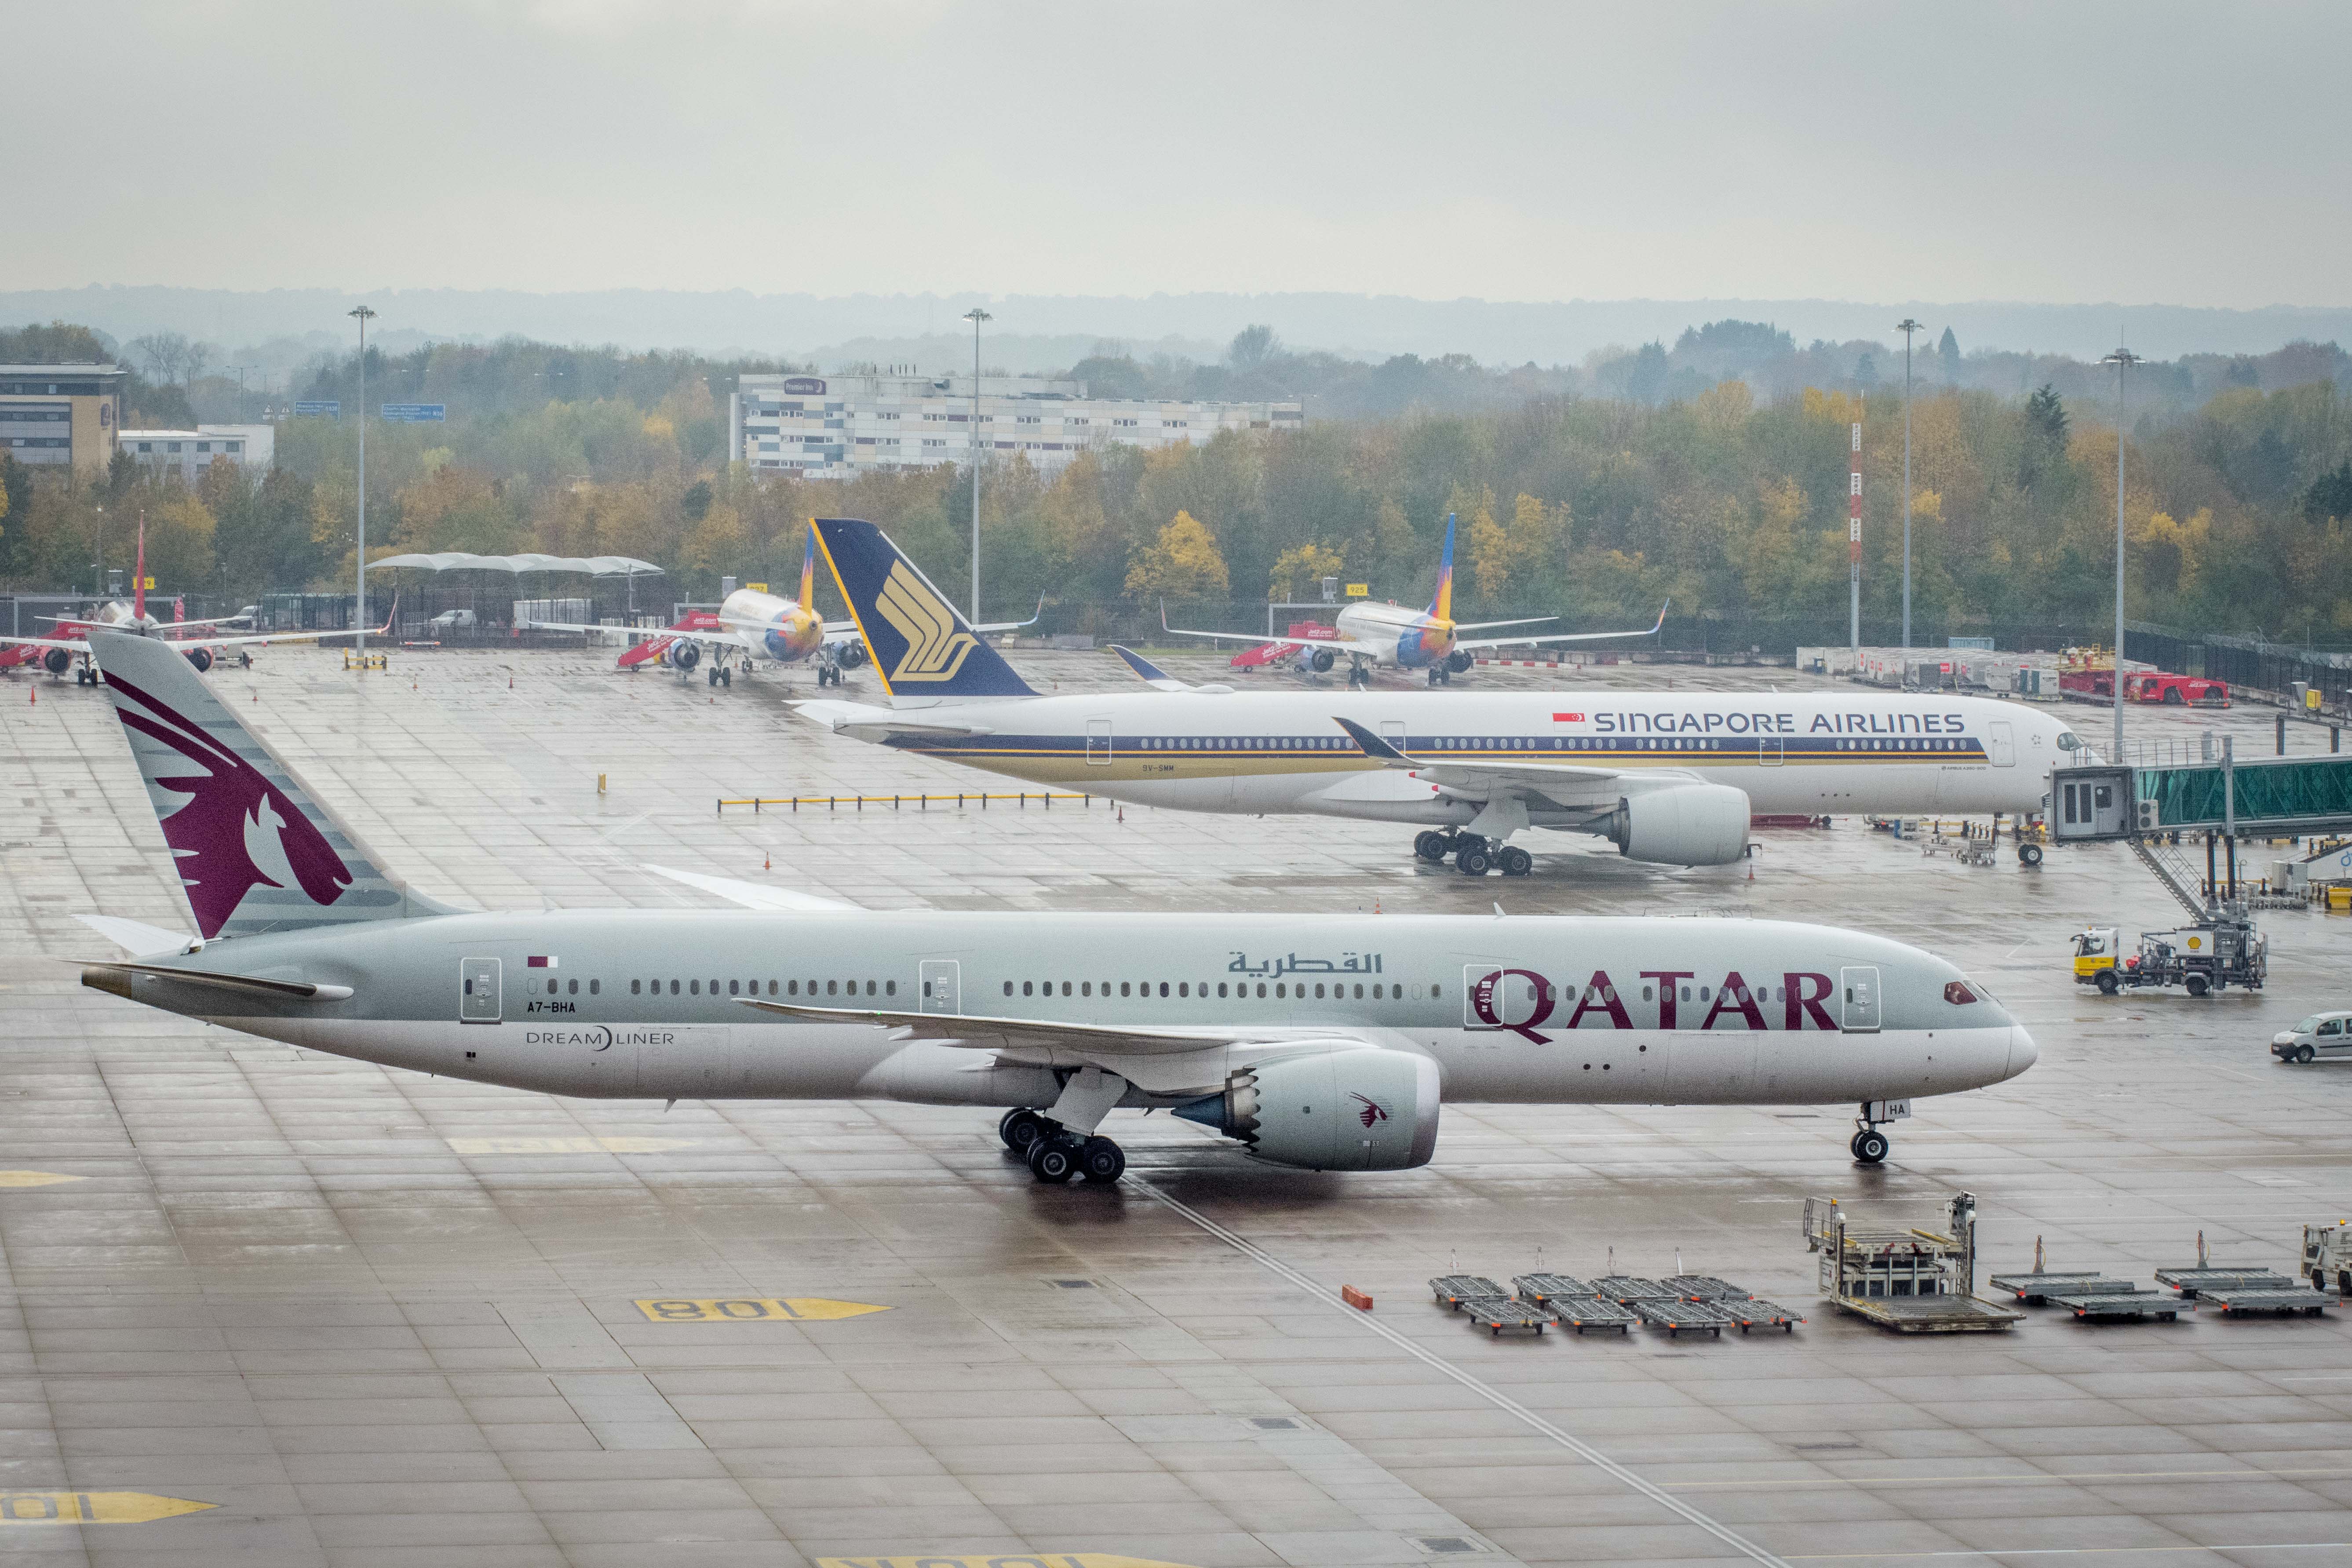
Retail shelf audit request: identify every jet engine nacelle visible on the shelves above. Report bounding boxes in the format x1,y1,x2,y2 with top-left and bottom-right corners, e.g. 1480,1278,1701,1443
1446,648,1474,674
1605,783,1750,867
184,646,213,673
1298,646,1336,674
1176,1047,1439,1171
835,640,868,669
667,640,700,671
42,647,73,675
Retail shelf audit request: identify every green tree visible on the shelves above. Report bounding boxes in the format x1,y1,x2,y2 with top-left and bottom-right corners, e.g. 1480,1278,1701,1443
1269,542,1344,601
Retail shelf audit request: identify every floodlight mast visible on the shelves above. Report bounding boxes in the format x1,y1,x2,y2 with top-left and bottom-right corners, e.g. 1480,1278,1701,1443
963,307,991,620
2099,346,2143,764
348,305,376,663
1896,319,1922,653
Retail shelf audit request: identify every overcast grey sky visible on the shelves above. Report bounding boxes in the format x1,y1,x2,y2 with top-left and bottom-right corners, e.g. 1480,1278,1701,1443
20,0,2348,307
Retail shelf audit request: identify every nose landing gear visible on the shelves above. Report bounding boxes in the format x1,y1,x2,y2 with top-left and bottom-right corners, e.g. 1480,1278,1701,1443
1849,1099,1908,1165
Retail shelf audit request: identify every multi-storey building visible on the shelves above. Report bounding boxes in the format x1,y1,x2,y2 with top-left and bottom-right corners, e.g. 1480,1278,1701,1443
728,370,1302,478
116,424,273,483
0,363,127,479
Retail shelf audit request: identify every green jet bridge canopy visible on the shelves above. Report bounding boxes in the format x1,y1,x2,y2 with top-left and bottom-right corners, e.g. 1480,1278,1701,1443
2140,755,2352,836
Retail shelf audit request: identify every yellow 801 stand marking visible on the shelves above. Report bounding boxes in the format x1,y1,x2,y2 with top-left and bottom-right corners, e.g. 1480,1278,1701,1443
816,1557,1198,1568
0,1173,84,1188
0,1492,217,1524
635,1298,890,1323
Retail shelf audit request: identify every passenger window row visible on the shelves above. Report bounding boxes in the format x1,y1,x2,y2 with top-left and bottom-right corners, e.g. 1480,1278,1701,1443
1002,979,1433,1002
627,978,898,999
543,979,601,995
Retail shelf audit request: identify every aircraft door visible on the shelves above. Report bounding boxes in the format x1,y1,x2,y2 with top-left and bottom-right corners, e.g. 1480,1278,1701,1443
1758,737,1783,766
460,958,501,1023
1839,966,1882,1033
1464,965,1542,1030
1988,721,2015,767
919,960,960,1015
1380,720,1407,749
1086,718,1113,766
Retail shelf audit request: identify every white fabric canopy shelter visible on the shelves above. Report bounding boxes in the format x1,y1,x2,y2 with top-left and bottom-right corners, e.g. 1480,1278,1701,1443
367,552,664,576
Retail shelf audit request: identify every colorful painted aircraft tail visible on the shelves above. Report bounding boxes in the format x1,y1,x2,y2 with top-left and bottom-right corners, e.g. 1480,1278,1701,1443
81,629,459,940
797,529,818,613
1428,512,1456,624
811,518,1037,701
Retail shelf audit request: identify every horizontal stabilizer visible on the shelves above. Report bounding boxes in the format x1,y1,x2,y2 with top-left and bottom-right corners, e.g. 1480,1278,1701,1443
642,864,861,912
72,914,196,956
1108,645,1193,692
791,699,993,737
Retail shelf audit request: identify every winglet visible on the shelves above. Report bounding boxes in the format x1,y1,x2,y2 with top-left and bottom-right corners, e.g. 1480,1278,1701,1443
1334,716,1417,767
1652,598,1670,633
1109,645,1193,692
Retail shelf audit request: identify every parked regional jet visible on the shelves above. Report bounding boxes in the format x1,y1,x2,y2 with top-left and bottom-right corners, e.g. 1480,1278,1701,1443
0,523,389,683
525,529,1038,688
70,626,2032,1178
1160,512,1665,686
802,517,2086,876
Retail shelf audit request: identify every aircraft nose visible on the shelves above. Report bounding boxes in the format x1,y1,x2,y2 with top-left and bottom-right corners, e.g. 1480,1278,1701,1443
2007,1024,2040,1078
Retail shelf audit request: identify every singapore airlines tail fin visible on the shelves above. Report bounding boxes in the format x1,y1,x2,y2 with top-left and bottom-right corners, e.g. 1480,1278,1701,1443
84,629,461,941
811,518,1038,702
1429,511,1457,624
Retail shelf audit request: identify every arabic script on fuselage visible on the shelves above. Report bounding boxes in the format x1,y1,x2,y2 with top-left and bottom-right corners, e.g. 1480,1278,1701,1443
1229,950,1383,977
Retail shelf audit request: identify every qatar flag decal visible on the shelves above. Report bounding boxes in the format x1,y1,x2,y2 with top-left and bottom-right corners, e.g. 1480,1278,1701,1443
526,955,558,969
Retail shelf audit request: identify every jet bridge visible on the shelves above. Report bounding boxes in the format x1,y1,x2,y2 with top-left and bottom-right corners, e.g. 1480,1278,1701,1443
2053,749,2352,908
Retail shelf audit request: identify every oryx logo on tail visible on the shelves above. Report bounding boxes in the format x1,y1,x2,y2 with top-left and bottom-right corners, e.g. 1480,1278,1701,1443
875,561,978,683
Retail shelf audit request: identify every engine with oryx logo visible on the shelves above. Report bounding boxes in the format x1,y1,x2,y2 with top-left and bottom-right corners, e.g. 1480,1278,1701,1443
1175,1049,1440,1171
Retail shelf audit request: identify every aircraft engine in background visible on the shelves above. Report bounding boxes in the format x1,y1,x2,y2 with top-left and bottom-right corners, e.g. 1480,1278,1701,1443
835,641,868,669
43,648,73,675
1298,646,1336,674
1175,1048,1439,1171
666,641,701,672
1604,783,1750,866
1446,649,1475,673
184,647,213,672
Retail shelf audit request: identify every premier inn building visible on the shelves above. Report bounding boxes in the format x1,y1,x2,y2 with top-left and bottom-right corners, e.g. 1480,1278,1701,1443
0,363,127,479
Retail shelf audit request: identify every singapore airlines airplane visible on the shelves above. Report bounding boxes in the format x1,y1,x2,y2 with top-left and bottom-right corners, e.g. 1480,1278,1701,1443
801,518,2086,877
525,529,1037,688
1161,511,1665,686
69,626,2032,1178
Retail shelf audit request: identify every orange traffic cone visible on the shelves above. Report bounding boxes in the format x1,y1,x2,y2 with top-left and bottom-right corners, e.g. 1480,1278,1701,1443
763,856,771,872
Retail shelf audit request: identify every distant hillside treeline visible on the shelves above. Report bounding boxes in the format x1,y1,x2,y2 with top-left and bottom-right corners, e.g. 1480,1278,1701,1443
4,323,2351,645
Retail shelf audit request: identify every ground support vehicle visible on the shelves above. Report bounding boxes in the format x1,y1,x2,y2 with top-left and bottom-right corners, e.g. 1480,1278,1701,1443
1804,1192,2023,1332
2301,1223,2352,1293
2274,1012,2352,1064
2074,916,2267,996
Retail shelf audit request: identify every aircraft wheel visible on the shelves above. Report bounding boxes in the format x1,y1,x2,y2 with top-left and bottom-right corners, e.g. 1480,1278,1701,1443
2298,1044,2316,1064
1078,1136,1126,1184
1456,845,1494,876
2185,975,2210,998
1427,668,1441,686
1027,1137,1077,1184
1414,831,1449,863
2018,843,2043,867
999,1108,1048,1152
707,667,719,687
2095,971,2119,995
1852,1129,1889,1165
1498,846,1533,877
721,667,733,687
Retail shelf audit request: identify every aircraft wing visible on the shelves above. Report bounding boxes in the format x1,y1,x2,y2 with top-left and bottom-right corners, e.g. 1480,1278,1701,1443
0,634,90,651
1452,601,1669,653
3,607,395,655
792,698,996,737
1450,616,1557,631
739,998,1358,1058
524,620,764,653
1334,717,1627,797
642,863,860,912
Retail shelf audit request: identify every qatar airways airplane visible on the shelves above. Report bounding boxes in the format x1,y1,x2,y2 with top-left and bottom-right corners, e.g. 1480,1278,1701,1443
68,626,2031,1177
524,529,1037,688
800,518,2086,877
1161,511,1664,686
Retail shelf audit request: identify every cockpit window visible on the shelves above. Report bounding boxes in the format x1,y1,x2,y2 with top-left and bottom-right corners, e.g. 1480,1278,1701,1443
2056,731,2082,751
1943,981,1978,1005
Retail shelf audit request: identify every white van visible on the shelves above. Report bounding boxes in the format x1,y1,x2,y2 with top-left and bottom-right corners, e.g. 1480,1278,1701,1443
2274,1011,2352,1063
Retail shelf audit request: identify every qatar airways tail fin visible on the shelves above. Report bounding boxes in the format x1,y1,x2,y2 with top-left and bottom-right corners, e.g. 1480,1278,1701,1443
1429,512,1457,623
84,629,460,941
810,518,1038,702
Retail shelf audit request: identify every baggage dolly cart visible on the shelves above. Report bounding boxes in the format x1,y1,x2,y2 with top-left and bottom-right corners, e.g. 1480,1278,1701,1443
2050,1288,2189,1322
1630,1298,1739,1338
1510,1273,1594,1305
1989,1271,2107,1305
2199,1285,2334,1317
1429,1275,1506,1309
2152,1268,2292,1299
1541,1298,1637,1335
1459,1296,1550,1336
1667,1275,1755,1301
1727,1300,1805,1333
1590,1276,1679,1303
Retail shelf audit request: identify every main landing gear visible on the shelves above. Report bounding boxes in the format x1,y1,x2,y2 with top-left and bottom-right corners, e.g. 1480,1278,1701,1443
1346,658,1372,690
814,659,845,687
1426,665,1454,686
1415,830,1532,877
705,663,733,688
999,1108,1125,1185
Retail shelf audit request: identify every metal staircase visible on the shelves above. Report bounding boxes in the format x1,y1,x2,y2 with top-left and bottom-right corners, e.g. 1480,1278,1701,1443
2130,835,2212,921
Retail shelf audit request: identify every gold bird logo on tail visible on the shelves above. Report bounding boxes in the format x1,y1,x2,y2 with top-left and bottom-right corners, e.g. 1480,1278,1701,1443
876,561,977,682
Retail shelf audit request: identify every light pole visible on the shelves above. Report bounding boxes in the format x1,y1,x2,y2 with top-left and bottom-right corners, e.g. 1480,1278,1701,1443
963,306,991,620
2100,346,2142,764
1896,318,1922,653
349,306,375,661
224,364,253,423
